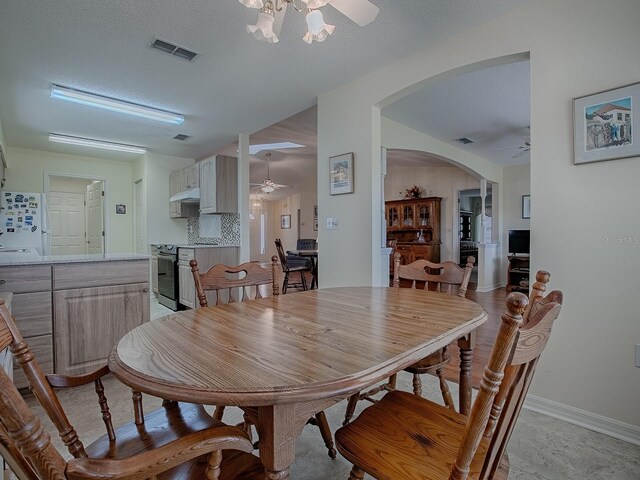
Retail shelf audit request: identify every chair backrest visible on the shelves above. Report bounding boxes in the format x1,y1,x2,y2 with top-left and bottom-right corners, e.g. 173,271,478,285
190,257,279,307
393,252,475,298
450,274,563,480
296,238,317,250
274,238,291,272
0,299,72,479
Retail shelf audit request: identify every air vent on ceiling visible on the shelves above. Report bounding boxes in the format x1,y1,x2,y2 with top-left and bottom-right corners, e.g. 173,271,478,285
455,137,474,145
151,38,198,61
173,134,191,141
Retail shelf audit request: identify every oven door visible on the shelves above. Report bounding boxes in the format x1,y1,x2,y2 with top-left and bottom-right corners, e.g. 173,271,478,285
157,254,178,307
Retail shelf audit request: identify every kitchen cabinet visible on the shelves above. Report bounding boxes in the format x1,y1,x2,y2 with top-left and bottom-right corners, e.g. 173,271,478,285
178,249,196,309
52,260,149,376
169,165,199,219
178,246,239,308
199,155,238,214
0,265,53,389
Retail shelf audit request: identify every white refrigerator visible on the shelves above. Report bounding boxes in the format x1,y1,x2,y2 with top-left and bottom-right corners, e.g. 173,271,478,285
0,192,50,255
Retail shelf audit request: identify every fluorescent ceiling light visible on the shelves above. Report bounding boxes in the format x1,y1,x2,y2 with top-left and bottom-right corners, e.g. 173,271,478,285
49,134,147,154
50,85,184,125
249,142,305,154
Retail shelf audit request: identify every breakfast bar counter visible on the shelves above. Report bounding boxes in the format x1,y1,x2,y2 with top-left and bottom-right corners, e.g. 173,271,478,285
0,254,150,387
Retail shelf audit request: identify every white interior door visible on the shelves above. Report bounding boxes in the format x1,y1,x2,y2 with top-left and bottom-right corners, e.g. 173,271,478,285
48,191,86,255
134,180,145,253
86,181,104,254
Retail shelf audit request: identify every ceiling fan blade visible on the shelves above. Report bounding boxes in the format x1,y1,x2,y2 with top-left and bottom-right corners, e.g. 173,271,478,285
273,2,287,37
512,149,529,159
329,0,379,26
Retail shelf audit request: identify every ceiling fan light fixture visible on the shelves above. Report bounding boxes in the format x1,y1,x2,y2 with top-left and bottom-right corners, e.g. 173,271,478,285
247,9,279,43
303,9,334,43
261,184,276,193
239,0,264,8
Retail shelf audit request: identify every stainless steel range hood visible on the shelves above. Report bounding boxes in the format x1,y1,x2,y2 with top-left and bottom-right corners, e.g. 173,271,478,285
169,187,200,203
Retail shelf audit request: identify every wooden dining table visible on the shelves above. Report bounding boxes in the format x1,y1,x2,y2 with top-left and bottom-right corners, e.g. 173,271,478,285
109,287,487,480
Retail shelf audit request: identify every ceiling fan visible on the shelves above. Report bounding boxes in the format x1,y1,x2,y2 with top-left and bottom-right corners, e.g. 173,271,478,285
239,0,380,44
250,153,289,193
511,136,531,159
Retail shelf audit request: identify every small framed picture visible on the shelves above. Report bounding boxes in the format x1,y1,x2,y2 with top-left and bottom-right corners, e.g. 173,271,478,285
573,81,639,165
329,153,354,195
115,204,126,215
281,214,291,229
522,195,531,219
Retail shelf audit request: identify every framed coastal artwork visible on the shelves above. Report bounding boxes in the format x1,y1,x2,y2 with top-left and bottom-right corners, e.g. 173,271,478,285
280,214,291,229
329,153,354,195
573,82,639,165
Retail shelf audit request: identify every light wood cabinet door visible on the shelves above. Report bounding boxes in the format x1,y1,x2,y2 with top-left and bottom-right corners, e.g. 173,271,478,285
0,265,52,293
169,170,181,196
183,164,199,190
199,157,217,214
54,283,150,376
12,292,52,337
178,261,196,308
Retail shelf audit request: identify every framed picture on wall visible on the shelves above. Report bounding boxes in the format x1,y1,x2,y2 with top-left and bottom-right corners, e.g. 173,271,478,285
573,81,639,165
329,153,354,195
281,214,291,229
522,195,531,219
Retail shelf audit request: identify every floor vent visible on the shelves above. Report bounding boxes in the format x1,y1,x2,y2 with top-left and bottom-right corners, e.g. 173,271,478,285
151,38,198,61
173,134,191,141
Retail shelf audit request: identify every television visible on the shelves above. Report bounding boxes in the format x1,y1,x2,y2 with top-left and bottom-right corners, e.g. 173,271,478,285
508,230,530,255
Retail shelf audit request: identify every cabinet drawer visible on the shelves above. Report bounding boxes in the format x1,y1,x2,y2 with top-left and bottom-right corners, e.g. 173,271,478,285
0,265,52,293
13,334,53,389
12,292,52,337
53,260,149,289
178,249,195,262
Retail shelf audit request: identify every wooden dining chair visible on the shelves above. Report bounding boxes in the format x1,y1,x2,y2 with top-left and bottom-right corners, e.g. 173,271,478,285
274,238,310,293
190,257,336,459
342,254,475,425
0,299,265,480
336,282,563,480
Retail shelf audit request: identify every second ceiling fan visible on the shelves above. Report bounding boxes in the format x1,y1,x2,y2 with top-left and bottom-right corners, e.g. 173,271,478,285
251,152,290,193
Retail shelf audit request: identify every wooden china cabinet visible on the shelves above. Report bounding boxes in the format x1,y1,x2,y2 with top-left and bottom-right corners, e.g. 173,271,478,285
386,197,442,272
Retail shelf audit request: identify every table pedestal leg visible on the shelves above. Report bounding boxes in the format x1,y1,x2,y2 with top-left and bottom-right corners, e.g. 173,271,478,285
256,404,307,480
458,331,476,416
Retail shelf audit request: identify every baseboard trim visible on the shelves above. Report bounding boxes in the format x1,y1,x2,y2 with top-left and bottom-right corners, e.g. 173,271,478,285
475,283,505,293
524,395,640,446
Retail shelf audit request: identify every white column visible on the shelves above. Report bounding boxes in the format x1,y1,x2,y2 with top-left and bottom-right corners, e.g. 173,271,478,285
238,133,250,263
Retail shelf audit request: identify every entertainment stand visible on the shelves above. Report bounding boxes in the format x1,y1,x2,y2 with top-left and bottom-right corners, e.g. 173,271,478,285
506,255,530,294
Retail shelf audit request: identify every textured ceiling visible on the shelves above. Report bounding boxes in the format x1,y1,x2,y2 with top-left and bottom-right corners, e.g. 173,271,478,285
0,0,529,162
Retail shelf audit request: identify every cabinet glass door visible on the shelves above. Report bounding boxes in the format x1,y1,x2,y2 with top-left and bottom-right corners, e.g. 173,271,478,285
402,205,414,227
387,207,399,228
418,204,430,227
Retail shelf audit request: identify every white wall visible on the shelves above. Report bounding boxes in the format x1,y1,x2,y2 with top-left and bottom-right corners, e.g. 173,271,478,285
317,0,640,429
49,176,93,193
5,147,134,253
0,112,6,155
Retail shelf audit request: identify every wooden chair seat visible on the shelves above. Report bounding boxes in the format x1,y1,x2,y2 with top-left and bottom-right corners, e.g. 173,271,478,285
336,390,506,480
403,348,450,374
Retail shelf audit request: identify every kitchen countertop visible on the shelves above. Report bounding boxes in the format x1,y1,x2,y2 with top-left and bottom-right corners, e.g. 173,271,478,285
0,253,150,266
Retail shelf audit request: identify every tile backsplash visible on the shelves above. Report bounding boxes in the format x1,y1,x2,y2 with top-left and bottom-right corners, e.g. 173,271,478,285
187,214,240,245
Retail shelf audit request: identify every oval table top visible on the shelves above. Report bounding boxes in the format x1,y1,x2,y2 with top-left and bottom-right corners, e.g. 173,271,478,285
109,287,487,406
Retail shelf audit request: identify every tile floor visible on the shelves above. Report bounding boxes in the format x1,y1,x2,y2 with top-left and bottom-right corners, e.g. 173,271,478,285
14,295,640,479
